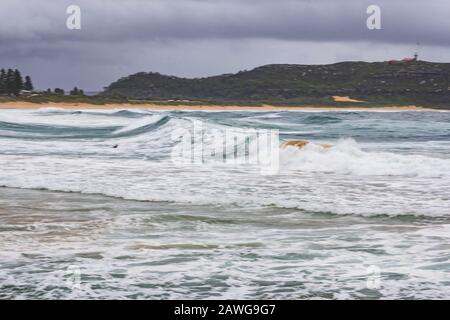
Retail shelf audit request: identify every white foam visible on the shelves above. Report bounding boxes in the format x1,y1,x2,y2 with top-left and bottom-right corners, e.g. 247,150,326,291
112,115,165,134
281,138,450,177
1,109,450,299
0,110,449,217
0,109,131,128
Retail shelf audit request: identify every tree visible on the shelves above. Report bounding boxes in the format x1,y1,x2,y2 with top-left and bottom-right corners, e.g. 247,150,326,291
54,88,65,95
70,87,79,95
24,76,34,91
13,69,24,95
0,69,6,94
0,69,35,95
70,87,85,96
5,69,15,95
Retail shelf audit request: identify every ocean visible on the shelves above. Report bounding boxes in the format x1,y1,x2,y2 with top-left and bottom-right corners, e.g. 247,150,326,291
0,108,449,299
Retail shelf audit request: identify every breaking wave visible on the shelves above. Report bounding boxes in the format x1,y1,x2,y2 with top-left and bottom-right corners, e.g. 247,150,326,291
0,109,449,217
282,138,450,177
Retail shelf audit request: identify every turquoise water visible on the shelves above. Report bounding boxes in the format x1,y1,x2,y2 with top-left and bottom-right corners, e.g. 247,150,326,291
0,109,449,299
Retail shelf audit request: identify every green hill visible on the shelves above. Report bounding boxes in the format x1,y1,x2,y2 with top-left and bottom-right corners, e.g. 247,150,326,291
103,61,450,108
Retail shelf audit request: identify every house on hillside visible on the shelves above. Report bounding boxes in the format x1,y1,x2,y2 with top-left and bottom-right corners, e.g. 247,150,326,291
387,53,418,65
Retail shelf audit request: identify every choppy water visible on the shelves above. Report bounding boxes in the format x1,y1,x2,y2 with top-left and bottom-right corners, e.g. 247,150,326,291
0,108,449,299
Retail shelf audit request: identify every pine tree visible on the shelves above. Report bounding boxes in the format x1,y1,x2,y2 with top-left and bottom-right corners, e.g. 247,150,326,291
0,69,6,94
13,69,24,95
0,68,34,95
5,69,15,95
24,76,34,91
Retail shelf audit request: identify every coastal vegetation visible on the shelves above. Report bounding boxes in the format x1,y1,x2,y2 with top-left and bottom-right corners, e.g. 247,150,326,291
0,68,33,95
2,61,450,109
102,61,450,109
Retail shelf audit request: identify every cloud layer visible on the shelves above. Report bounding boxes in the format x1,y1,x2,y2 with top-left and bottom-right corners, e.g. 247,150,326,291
1,0,449,90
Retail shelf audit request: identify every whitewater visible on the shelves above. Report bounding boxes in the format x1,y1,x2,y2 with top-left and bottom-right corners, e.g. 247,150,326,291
0,108,449,299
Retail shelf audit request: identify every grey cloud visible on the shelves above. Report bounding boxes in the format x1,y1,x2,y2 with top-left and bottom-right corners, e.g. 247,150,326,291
0,0,449,90
1,0,449,45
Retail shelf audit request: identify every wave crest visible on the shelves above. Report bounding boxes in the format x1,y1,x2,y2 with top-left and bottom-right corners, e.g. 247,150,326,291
281,138,450,177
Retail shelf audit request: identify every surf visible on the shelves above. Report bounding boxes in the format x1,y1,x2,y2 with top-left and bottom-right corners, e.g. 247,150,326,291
0,109,449,217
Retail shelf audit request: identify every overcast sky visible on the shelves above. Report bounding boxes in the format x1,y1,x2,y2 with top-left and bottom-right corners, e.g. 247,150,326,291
1,0,449,91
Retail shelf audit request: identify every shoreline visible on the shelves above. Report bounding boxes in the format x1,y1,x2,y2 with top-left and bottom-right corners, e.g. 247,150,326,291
0,101,448,112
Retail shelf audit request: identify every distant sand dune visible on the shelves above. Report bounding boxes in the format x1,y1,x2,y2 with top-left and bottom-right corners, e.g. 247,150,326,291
332,96,365,103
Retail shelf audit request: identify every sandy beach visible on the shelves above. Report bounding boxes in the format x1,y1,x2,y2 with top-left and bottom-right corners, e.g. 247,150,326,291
0,101,447,112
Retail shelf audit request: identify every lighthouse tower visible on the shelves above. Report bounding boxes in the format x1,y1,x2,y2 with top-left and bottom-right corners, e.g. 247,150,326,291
414,52,418,61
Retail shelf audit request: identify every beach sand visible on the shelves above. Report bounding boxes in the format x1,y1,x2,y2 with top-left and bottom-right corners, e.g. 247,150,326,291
332,96,366,103
0,101,447,112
